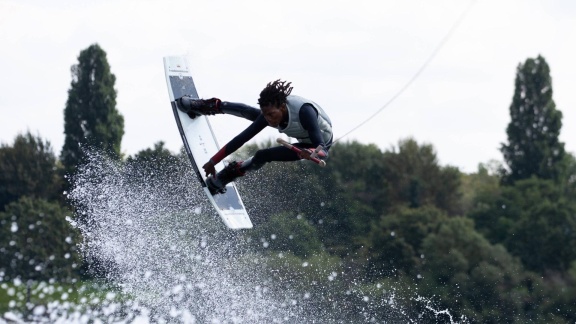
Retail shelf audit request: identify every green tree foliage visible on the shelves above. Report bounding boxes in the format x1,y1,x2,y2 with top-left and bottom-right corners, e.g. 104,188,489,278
322,141,385,237
0,197,80,281
245,139,464,260
504,179,576,272
420,217,537,323
382,138,462,215
273,138,464,258
501,55,566,184
249,212,323,258
326,141,385,212
559,152,576,199
361,206,448,279
543,261,576,322
61,43,124,176
0,132,62,211
470,177,576,272
460,161,502,214
126,141,181,172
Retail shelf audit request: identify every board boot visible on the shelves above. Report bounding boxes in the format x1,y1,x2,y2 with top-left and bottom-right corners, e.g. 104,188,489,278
176,97,222,118
206,161,245,195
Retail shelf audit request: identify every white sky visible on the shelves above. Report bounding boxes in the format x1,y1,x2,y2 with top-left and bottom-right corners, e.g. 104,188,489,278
1,0,575,173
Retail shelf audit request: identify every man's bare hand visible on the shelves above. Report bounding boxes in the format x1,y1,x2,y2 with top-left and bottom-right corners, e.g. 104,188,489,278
203,160,216,177
298,148,313,160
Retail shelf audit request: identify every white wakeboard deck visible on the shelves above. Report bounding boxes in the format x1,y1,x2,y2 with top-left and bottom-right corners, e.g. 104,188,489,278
163,56,253,229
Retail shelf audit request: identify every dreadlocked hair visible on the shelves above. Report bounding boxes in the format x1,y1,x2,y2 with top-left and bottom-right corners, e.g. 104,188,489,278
258,79,293,107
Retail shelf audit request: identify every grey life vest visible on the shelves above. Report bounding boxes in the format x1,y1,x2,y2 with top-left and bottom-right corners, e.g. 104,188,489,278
278,95,333,145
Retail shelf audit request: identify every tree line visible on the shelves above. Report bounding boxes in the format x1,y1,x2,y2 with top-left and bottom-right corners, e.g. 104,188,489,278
1,44,575,322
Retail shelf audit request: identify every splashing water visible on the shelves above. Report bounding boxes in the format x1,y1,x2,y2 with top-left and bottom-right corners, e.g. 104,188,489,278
1,149,468,322
68,150,310,322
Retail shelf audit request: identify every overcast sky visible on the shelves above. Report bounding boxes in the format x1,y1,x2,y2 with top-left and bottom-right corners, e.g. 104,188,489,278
1,0,575,173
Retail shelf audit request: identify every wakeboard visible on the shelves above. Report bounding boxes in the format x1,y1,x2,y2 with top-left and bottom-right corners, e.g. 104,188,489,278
163,56,253,229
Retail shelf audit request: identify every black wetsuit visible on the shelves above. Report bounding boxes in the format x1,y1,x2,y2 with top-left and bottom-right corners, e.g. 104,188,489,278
211,102,331,170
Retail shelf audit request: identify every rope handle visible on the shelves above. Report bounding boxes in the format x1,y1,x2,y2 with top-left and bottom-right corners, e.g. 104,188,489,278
277,138,327,167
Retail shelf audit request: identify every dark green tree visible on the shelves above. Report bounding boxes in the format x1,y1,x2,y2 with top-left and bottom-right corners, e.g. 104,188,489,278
559,152,576,200
319,141,386,247
0,132,62,210
361,206,448,279
503,178,576,272
325,141,386,212
382,138,462,215
126,141,180,171
249,212,323,258
501,55,565,184
0,196,80,281
470,177,576,272
61,43,124,177
460,161,502,215
420,217,539,323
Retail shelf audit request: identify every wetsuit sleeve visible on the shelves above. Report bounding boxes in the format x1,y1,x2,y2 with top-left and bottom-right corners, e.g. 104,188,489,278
299,104,325,147
299,103,329,158
210,115,268,164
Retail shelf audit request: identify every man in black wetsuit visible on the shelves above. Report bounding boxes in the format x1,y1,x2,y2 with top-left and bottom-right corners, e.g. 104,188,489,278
176,79,333,195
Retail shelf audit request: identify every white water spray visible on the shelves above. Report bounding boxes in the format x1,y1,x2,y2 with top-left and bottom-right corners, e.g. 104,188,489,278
69,150,307,322
1,149,468,323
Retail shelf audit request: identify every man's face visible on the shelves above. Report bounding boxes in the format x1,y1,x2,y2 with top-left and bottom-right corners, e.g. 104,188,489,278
261,103,287,127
